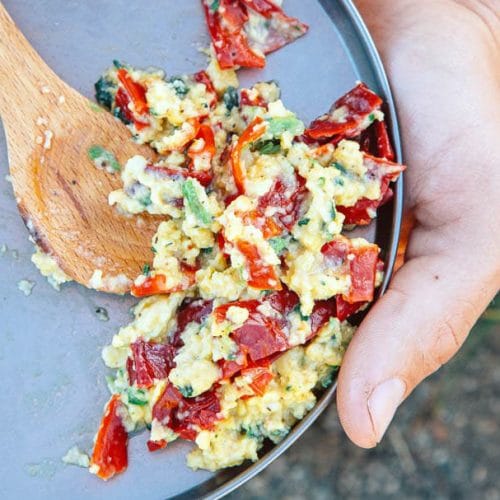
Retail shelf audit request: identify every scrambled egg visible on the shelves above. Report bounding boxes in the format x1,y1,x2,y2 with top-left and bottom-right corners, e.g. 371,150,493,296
87,53,403,476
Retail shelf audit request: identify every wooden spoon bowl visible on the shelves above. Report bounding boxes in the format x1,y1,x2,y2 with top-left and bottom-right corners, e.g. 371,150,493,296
0,3,159,293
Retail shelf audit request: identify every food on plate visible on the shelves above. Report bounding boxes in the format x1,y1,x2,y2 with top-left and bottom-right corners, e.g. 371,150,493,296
88,55,405,479
201,0,308,69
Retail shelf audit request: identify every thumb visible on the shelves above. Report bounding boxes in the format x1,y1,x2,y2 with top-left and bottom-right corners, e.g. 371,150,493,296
336,248,498,448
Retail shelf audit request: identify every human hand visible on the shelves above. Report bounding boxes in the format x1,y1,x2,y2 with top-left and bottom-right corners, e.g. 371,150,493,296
338,0,500,447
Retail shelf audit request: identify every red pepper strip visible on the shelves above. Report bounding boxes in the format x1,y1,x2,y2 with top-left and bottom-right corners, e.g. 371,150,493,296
170,298,214,348
231,116,267,193
147,439,167,452
306,83,382,140
117,68,149,115
321,237,379,304
114,87,149,130
151,383,221,443
193,70,218,107
232,310,288,361
146,163,213,187
240,0,309,54
202,0,265,69
236,240,282,290
374,120,395,160
131,265,197,298
188,124,216,160
214,297,288,361
335,295,364,321
90,394,128,481
237,210,283,239
257,175,307,231
240,88,267,108
309,297,338,340
345,245,380,303
240,367,274,398
127,339,176,388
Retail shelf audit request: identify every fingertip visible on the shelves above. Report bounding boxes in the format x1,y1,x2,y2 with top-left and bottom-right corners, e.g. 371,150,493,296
336,370,379,449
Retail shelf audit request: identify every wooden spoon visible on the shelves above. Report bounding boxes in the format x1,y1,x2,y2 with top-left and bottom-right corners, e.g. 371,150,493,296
0,4,159,294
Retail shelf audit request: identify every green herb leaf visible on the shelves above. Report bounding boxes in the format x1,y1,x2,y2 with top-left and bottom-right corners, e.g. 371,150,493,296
169,76,189,97
210,0,220,11
113,59,124,69
113,106,132,125
269,237,288,255
87,145,121,172
293,304,310,321
182,179,212,225
252,139,281,155
223,86,239,111
332,162,347,174
140,193,152,207
94,77,115,110
330,204,337,220
297,218,310,226
142,264,151,276
127,387,148,406
179,385,193,398
266,116,304,138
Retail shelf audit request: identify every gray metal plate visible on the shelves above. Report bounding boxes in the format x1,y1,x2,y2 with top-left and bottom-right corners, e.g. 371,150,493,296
0,1,402,499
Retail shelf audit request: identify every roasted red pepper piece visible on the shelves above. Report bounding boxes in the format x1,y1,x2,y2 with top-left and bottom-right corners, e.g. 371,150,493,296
127,339,176,388
193,70,218,107
337,154,405,225
257,175,307,231
346,245,380,303
188,124,216,160
152,383,221,443
240,88,267,107
114,87,149,130
237,209,283,239
214,296,289,362
241,366,274,397
131,265,196,298
90,394,128,481
117,68,149,115
240,0,308,54
306,83,382,141
236,240,282,290
231,116,267,193
146,439,167,452
322,238,379,304
146,163,213,187
309,297,337,339
171,298,214,348
335,295,365,321
202,0,266,69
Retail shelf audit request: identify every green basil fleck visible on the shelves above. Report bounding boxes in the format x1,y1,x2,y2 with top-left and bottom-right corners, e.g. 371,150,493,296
298,218,310,226
223,86,239,111
252,139,281,155
87,145,121,172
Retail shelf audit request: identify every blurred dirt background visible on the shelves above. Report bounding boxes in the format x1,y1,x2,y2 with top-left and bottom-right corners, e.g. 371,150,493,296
229,296,500,500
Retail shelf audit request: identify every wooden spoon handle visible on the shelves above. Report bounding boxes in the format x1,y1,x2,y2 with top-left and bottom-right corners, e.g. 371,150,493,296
0,3,62,126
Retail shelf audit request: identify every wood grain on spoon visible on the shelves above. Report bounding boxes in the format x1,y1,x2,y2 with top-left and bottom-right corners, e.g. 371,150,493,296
0,3,159,293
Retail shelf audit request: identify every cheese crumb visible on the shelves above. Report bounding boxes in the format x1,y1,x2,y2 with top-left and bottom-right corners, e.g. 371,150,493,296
18,279,35,296
43,130,54,150
62,446,90,468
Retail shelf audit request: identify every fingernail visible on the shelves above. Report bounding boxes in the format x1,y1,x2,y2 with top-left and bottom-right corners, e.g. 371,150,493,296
367,378,406,443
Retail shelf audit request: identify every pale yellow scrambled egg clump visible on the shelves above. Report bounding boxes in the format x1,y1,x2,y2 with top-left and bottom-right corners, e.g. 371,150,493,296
94,54,388,472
